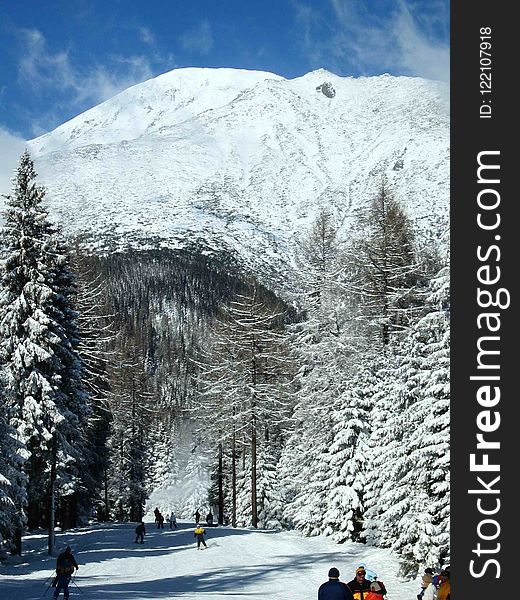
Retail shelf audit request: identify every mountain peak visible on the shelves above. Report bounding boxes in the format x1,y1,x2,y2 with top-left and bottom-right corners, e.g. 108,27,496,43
25,68,449,283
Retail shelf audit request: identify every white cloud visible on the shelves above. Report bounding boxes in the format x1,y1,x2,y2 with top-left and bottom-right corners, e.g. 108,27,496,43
294,0,449,81
0,127,26,200
15,28,176,134
392,5,449,81
180,20,214,56
137,25,156,46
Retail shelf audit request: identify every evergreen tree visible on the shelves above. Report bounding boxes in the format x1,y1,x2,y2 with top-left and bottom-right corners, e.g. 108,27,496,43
0,375,27,554
280,209,367,541
0,151,88,553
391,268,450,576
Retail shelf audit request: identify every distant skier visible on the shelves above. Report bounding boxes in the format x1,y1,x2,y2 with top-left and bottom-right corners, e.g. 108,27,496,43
194,525,207,549
52,546,79,599
135,521,146,543
318,567,354,600
206,510,214,525
169,511,177,529
157,512,165,529
194,509,201,524
154,507,160,524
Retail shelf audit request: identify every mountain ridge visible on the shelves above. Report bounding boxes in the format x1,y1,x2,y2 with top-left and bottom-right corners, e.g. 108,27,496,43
24,67,449,285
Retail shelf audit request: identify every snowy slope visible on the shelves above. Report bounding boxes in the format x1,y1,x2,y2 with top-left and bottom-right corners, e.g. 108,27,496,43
24,67,449,279
0,521,423,600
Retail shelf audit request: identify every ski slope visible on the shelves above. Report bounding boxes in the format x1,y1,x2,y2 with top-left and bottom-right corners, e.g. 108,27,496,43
0,520,421,599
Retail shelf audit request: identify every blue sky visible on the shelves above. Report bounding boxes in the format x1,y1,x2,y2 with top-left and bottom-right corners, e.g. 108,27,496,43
0,0,449,191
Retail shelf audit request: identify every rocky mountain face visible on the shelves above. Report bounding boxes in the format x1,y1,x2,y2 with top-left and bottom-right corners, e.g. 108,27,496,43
26,67,449,288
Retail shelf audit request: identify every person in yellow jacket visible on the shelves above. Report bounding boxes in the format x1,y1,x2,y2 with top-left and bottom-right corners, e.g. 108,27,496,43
436,570,451,600
194,525,208,549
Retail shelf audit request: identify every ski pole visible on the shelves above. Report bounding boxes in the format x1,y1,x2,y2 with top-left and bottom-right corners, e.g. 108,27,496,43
39,577,55,600
70,574,84,594
43,571,55,585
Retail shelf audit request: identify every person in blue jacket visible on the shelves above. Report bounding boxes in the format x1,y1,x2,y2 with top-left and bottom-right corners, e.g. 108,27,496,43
318,567,354,600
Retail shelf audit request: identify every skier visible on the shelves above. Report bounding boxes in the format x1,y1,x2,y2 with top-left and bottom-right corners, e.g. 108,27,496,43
417,568,434,599
157,511,165,528
194,509,201,524
206,510,214,525
422,575,439,600
318,567,354,600
347,567,372,600
169,511,177,529
154,506,160,524
52,546,79,600
194,524,207,549
135,521,146,543
364,580,387,600
436,570,450,600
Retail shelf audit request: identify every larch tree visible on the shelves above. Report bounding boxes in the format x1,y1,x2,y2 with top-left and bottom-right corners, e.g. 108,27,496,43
348,179,419,349
195,282,292,528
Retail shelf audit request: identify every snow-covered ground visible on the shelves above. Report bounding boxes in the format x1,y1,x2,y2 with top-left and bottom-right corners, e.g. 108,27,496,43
0,520,421,600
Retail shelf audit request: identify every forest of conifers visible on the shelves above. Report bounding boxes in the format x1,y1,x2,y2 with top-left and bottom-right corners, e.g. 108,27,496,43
0,152,449,578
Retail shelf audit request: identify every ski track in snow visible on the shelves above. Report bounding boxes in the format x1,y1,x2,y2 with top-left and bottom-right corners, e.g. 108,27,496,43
0,521,422,600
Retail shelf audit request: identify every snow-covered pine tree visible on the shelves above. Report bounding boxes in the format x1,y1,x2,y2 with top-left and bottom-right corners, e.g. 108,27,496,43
48,239,90,531
0,374,27,555
177,437,211,519
362,266,449,577
321,380,370,543
256,432,284,529
390,267,450,577
280,209,368,541
147,416,176,492
0,151,88,554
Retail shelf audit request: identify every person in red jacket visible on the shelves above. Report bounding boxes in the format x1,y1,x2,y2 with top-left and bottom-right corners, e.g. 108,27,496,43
347,567,372,600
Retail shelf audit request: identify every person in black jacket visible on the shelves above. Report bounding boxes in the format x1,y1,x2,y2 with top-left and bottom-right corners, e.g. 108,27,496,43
135,521,146,543
318,567,354,600
346,567,372,600
52,546,79,599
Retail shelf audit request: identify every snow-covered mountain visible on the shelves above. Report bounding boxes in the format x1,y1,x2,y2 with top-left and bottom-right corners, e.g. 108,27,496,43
27,67,449,280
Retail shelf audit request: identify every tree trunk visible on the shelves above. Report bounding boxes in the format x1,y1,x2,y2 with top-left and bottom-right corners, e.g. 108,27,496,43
104,468,109,520
12,527,22,556
48,435,57,555
232,427,237,528
218,442,224,525
251,420,258,528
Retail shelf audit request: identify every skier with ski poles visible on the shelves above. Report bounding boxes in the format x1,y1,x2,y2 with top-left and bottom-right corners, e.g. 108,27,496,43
194,524,207,549
52,546,79,599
